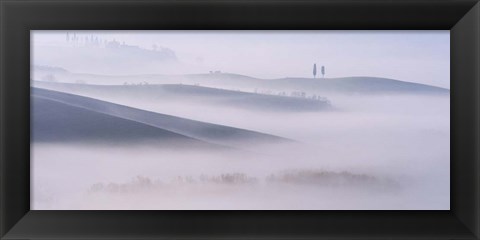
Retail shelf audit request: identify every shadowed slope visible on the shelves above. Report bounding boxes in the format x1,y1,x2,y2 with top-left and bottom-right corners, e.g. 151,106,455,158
32,88,291,147
32,96,222,150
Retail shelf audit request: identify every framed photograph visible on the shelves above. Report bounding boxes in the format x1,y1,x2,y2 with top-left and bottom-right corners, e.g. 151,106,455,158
1,0,479,239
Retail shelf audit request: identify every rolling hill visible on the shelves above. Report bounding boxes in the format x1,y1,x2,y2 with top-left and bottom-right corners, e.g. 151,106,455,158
266,76,449,95
32,96,220,149
32,81,331,112
32,88,291,147
32,70,449,95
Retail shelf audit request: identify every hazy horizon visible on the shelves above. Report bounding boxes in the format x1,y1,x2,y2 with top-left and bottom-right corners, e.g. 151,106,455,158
32,30,450,88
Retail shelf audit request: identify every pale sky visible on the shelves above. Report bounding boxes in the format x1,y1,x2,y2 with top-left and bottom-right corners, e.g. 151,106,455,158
32,30,450,88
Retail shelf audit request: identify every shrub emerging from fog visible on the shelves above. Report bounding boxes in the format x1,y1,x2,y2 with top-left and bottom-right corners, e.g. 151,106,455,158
172,173,258,185
266,170,379,187
89,173,258,194
198,173,258,185
89,176,157,193
89,170,397,195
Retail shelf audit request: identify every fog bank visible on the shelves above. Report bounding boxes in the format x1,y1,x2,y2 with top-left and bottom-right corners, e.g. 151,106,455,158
32,94,449,210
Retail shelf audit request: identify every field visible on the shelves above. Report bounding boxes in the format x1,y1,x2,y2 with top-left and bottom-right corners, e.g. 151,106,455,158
31,73,450,210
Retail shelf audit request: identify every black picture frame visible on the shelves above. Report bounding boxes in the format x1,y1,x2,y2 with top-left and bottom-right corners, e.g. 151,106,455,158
1,0,479,239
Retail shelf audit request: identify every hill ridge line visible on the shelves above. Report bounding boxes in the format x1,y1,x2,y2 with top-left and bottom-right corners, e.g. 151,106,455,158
32,94,229,147
32,88,291,143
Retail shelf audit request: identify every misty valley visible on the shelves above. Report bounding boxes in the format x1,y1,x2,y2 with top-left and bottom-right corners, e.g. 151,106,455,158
31,68,449,210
